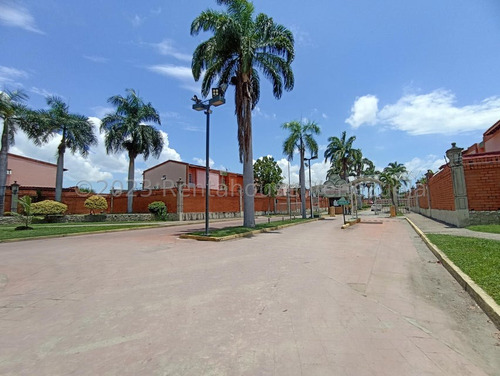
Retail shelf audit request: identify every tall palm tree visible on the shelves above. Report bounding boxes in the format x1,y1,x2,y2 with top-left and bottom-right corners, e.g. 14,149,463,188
37,96,97,202
191,0,295,228
324,131,357,181
101,89,163,213
363,161,378,201
350,151,374,206
282,120,320,218
326,165,342,181
380,161,408,207
0,90,41,215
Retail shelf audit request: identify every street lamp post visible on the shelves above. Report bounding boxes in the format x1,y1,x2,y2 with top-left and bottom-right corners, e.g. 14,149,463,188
191,87,226,236
304,155,318,218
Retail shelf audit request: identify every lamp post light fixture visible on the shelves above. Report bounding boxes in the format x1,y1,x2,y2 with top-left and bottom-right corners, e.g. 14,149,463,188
10,181,19,213
304,155,318,218
191,87,226,236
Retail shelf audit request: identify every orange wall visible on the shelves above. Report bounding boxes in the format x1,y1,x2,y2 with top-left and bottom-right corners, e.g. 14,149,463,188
464,154,500,211
411,152,500,212
427,167,455,211
6,186,328,215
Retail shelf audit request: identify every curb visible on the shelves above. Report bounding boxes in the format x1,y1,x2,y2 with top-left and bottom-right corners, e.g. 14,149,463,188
405,217,500,330
180,218,318,242
341,218,361,230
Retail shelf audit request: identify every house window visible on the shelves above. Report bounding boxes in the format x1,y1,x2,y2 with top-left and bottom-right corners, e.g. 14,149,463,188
188,173,193,184
161,175,167,180
6,169,11,175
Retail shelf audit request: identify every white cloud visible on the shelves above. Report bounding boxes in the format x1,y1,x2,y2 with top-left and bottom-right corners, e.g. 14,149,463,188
192,157,214,168
404,155,446,183
90,106,115,119
30,86,57,98
83,55,109,64
276,158,329,186
143,131,181,167
149,39,192,62
289,25,313,47
0,1,44,34
131,14,144,27
346,89,500,135
253,106,276,120
148,64,192,80
150,7,162,16
147,64,200,92
345,95,379,128
0,65,29,86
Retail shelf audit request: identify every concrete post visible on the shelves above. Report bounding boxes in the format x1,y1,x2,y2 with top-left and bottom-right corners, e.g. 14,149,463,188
446,143,469,227
176,178,184,222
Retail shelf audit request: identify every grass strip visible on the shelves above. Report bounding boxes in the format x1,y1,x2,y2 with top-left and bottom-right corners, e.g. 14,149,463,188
0,223,156,241
466,224,500,234
190,218,310,238
426,234,500,305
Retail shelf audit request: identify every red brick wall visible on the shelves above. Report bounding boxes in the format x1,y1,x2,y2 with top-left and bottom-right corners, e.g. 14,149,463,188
427,167,455,211
6,186,329,215
414,185,429,209
464,154,500,211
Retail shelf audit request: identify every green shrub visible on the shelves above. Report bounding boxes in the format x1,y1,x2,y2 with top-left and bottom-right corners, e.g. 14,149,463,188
31,200,67,216
84,195,108,214
148,201,167,220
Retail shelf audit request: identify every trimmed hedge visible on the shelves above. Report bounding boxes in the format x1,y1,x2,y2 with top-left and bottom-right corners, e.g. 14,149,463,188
31,200,67,215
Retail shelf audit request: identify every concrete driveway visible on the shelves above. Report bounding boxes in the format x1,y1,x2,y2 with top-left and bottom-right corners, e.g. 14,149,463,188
0,216,499,375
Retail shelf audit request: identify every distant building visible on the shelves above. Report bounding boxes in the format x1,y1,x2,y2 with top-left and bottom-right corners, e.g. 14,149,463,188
142,160,243,193
6,153,58,188
463,120,500,155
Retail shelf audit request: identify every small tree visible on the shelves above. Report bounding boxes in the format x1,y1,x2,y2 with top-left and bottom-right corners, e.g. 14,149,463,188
253,156,283,194
15,196,35,230
148,201,167,220
84,195,108,215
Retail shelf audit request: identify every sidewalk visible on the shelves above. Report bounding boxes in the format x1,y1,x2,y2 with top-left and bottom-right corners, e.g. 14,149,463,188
405,212,500,241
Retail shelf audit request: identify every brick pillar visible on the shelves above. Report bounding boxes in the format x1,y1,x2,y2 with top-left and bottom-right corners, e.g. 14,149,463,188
176,178,184,222
446,143,469,227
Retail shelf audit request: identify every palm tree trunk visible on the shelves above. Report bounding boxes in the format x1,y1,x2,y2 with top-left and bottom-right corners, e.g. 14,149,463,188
299,143,306,219
239,74,255,228
242,127,255,227
0,123,10,216
127,152,136,214
54,146,65,202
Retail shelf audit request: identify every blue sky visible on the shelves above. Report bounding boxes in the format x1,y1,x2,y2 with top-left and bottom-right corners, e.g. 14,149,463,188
1,0,500,192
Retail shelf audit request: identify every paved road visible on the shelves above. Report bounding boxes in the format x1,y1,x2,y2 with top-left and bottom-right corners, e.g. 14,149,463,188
1,216,499,375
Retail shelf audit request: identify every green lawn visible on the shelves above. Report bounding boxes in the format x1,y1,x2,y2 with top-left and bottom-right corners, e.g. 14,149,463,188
0,223,157,241
466,224,500,234
426,234,500,305
191,218,311,238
